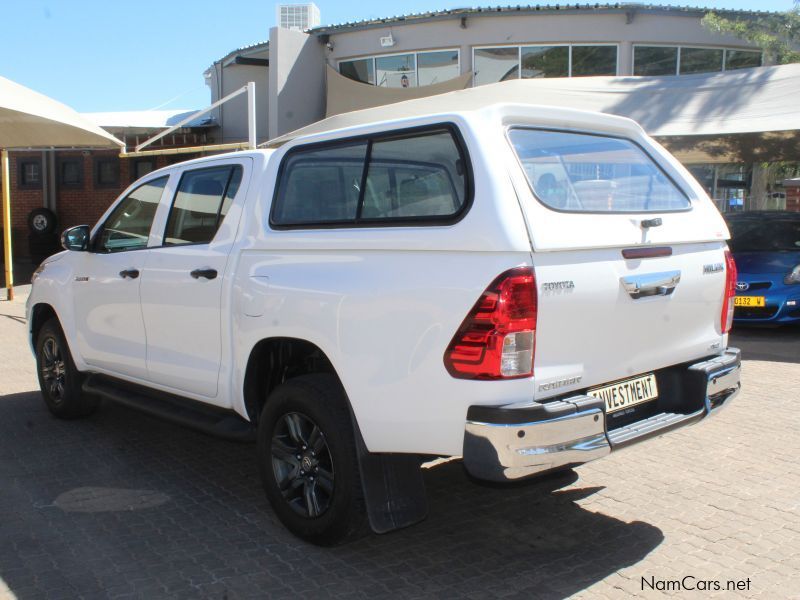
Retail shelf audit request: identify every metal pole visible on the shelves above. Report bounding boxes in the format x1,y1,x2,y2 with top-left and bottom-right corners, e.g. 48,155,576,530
247,81,257,150
2,149,14,301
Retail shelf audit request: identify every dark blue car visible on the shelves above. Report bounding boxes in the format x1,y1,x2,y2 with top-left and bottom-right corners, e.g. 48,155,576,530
726,211,800,325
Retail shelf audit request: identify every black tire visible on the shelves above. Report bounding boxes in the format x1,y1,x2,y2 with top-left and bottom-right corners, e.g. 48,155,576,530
35,318,98,419
257,374,367,546
27,207,58,236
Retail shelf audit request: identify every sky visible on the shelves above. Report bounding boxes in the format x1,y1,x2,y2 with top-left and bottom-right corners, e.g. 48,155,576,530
0,0,795,114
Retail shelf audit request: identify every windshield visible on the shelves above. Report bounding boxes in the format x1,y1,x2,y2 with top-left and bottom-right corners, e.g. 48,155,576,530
508,128,690,213
728,219,800,252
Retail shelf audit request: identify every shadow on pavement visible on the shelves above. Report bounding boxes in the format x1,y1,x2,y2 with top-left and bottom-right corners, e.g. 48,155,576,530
0,391,663,599
730,324,800,365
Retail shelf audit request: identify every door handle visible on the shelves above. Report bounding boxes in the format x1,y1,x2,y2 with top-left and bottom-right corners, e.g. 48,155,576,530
190,268,218,280
621,270,680,299
119,269,140,279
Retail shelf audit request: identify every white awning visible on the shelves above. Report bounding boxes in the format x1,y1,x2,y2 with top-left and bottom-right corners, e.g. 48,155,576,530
0,76,123,148
268,64,800,146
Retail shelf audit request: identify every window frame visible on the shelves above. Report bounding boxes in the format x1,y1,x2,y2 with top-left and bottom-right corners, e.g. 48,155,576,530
18,157,43,190
131,158,157,183
57,156,84,189
338,48,461,88
632,44,763,75
506,126,693,215
269,122,474,230
161,164,243,248
94,156,120,189
472,43,619,84
90,175,170,253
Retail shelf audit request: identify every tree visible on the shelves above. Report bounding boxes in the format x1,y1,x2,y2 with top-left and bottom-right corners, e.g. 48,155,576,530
702,2,800,65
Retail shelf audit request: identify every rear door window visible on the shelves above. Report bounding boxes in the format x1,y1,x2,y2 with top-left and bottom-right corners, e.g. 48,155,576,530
508,128,690,213
271,126,470,228
164,165,242,245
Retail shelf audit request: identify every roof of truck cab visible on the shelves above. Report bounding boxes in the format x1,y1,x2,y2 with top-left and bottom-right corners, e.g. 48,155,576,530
264,79,648,148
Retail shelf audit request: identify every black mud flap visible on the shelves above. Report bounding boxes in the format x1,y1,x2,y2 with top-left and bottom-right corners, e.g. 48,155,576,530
353,421,429,534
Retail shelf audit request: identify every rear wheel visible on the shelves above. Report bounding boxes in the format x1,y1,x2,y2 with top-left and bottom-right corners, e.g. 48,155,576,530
257,374,367,545
35,318,98,418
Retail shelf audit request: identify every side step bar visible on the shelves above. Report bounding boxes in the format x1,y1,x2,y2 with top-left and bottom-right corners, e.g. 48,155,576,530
82,374,255,442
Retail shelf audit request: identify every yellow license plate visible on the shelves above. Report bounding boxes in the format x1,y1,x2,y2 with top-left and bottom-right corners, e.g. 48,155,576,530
588,373,659,414
734,296,765,307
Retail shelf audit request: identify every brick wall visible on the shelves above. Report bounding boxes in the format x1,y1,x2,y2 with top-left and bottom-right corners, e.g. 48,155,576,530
1,150,185,259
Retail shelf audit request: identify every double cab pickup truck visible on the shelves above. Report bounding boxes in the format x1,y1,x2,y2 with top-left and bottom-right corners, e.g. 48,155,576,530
27,88,741,545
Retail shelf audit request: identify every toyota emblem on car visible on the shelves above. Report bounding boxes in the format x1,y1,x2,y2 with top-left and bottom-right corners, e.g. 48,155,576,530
736,281,750,291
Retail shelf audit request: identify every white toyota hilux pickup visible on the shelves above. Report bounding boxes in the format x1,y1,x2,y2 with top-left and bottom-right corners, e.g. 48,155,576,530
27,93,741,545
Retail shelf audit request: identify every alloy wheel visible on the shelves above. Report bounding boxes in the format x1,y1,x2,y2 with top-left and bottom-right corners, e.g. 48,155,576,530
40,336,66,403
271,412,335,518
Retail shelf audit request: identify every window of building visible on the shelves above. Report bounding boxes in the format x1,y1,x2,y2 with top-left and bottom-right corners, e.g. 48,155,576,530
725,49,762,70
521,46,569,78
376,53,417,88
474,44,618,85
340,49,460,88
571,45,618,77
474,47,520,86
679,47,724,75
57,157,83,188
132,159,156,181
96,177,168,252
633,46,679,76
271,126,469,228
417,50,460,86
164,165,242,245
94,157,120,188
339,58,375,85
19,157,42,189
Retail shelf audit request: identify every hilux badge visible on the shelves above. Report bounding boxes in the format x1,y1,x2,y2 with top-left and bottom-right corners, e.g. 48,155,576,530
703,263,723,274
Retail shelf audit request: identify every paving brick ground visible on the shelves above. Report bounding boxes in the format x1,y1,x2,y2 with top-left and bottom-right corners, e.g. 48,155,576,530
1,286,798,599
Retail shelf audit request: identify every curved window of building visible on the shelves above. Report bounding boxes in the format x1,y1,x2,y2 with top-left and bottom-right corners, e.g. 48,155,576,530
633,46,678,76
521,46,568,78
376,53,417,88
418,50,459,86
340,50,460,88
474,47,519,86
340,58,375,85
679,47,724,74
475,44,617,85
571,45,617,77
725,49,762,70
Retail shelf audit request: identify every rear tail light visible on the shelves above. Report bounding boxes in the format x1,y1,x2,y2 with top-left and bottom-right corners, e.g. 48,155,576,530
721,250,737,334
444,267,537,380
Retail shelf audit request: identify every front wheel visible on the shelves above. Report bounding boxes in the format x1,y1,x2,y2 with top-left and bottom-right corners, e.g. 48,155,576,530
257,374,367,545
35,318,98,418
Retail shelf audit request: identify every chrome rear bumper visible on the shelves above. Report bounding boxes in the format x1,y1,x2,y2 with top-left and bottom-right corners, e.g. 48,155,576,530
463,348,741,482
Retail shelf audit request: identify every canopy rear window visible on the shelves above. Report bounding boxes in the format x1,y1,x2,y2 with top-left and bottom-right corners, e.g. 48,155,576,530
508,128,690,213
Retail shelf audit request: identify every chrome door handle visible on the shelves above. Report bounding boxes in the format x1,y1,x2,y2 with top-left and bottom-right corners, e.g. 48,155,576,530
621,270,680,299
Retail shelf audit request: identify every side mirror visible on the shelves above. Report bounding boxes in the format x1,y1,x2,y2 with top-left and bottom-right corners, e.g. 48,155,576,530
61,225,90,252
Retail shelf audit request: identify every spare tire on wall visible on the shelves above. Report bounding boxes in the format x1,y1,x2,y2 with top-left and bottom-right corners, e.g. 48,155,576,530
28,207,57,236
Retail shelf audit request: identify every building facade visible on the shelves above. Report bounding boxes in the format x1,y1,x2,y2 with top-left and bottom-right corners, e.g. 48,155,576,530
204,4,796,213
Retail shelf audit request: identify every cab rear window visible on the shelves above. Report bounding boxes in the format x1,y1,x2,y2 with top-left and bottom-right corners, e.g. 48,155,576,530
508,128,690,213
